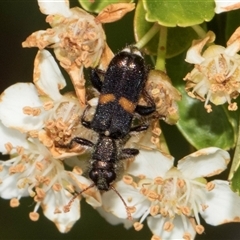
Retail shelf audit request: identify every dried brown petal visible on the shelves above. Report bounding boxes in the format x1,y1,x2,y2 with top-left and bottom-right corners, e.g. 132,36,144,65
96,3,135,23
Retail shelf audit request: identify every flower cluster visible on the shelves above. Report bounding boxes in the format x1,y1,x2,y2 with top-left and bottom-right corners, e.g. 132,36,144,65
0,49,103,232
184,28,240,112
1,0,240,239
22,0,135,106
99,148,240,239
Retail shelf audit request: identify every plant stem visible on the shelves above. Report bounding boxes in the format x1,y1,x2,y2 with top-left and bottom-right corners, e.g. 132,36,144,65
134,23,160,49
191,25,207,38
155,25,167,72
228,117,240,181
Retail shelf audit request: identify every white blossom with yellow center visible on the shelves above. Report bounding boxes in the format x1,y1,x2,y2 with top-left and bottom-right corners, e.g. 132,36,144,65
184,29,240,112
0,49,101,232
99,148,240,240
0,122,101,232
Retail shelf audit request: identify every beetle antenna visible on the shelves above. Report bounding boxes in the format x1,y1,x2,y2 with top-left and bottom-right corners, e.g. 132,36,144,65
110,185,132,220
64,183,95,213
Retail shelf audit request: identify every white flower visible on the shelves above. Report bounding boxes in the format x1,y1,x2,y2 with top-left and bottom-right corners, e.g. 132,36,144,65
21,1,135,106
215,0,240,13
0,121,101,232
0,124,67,230
184,29,240,112
0,49,102,232
22,0,107,105
100,148,240,239
0,50,95,158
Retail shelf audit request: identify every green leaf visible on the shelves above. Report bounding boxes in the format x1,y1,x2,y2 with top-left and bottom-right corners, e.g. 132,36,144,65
230,164,240,194
167,53,237,150
134,0,198,58
143,0,215,27
79,0,133,13
177,88,236,150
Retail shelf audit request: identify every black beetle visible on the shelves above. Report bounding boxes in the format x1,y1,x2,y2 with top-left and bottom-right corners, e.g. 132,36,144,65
65,46,156,218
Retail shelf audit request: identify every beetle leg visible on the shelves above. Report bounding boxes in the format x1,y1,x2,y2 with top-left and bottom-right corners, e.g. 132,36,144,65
69,137,94,148
90,68,105,92
135,88,156,116
130,124,149,133
81,105,92,129
121,148,139,159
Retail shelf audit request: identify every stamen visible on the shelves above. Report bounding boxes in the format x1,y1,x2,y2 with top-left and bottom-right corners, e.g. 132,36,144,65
147,190,159,201
151,235,161,240
73,166,83,175
35,187,46,200
183,232,192,240
4,142,13,153
160,208,168,217
195,224,205,234
122,175,133,185
228,102,238,111
23,106,41,116
152,127,161,136
52,183,62,191
133,222,143,231
150,205,159,216
138,207,150,224
43,101,54,110
180,206,191,216
163,221,174,232
16,146,24,155
206,181,215,191
151,137,159,145
137,174,146,179
9,164,25,174
10,198,20,207
29,212,40,221
177,178,185,188
35,162,44,171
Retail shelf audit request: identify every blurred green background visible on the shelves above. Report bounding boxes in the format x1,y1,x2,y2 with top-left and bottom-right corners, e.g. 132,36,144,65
0,1,240,239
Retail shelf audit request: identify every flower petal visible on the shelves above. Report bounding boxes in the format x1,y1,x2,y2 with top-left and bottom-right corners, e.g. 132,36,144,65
0,83,47,131
96,3,135,23
200,180,240,225
225,27,240,56
101,181,150,219
0,164,29,199
127,150,173,179
0,121,28,154
185,31,215,64
38,0,72,17
42,189,80,233
215,0,240,13
34,50,66,101
97,207,133,229
147,215,196,240
178,147,230,178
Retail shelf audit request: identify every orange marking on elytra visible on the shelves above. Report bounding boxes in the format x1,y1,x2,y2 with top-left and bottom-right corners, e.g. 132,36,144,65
119,97,136,113
99,94,116,104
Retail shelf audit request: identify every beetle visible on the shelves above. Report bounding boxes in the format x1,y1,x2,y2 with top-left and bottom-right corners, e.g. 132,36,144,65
64,46,156,218
82,46,156,139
